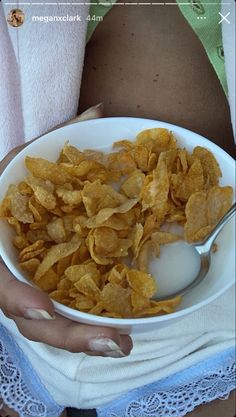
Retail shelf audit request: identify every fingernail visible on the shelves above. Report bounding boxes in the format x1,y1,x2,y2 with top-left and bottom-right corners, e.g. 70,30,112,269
24,308,55,320
89,338,126,358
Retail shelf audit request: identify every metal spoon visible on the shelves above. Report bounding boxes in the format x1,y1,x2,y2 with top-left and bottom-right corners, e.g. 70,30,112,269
156,202,236,300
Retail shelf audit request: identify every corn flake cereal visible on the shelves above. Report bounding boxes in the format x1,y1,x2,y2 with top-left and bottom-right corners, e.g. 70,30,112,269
0,128,233,318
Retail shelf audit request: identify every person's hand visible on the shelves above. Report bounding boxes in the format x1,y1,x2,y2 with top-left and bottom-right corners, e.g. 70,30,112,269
0,104,132,358
0,262,133,357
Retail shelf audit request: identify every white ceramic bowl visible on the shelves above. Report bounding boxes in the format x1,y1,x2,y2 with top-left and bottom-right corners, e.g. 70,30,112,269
0,118,235,334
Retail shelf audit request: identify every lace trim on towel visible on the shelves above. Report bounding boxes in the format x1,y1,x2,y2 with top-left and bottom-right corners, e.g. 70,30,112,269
0,323,63,417
97,347,236,417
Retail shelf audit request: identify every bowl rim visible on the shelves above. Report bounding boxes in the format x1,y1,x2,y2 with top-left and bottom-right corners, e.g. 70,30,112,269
0,116,235,326
1,117,235,175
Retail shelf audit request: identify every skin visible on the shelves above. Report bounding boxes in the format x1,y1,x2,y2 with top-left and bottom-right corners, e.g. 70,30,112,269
0,262,132,356
0,106,132,359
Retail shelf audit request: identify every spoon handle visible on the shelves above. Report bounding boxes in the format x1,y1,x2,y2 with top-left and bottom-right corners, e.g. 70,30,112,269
196,202,236,254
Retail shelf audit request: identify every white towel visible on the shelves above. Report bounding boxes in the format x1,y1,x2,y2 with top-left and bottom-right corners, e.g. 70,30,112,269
0,1,89,160
0,5,25,160
1,286,235,408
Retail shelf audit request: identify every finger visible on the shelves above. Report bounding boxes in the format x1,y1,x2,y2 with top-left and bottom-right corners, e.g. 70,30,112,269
0,105,103,175
12,313,133,357
0,263,55,320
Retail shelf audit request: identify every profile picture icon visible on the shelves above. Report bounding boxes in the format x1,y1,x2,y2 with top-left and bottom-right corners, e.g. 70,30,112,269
7,9,25,27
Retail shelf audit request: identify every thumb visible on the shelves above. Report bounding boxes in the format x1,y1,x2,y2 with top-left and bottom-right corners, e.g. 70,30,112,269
0,262,55,319
13,313,133,357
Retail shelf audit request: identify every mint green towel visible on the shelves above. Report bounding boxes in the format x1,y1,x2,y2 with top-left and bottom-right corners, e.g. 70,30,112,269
172,1,226,95
86,2,116,43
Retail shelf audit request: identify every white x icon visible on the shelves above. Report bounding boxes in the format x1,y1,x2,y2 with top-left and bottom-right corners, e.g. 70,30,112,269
218,12,230,24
